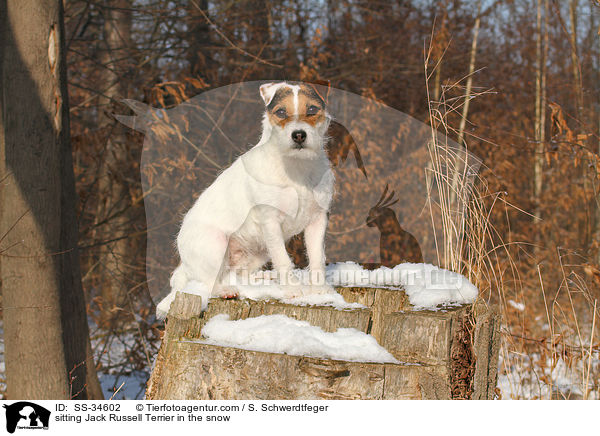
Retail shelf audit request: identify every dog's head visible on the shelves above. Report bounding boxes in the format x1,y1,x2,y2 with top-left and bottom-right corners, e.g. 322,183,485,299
259,81,330,159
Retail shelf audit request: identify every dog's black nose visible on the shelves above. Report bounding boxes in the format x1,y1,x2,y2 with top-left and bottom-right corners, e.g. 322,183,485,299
291,130,307,144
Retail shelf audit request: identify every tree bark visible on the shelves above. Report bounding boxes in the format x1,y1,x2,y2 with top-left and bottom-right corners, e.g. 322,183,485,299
186,0,214,82
95,0,133,327
568,0,583,120
593,6,600,266
455,0,482,149
448,0,482,238
0,0,99,399
147,292,500,400
533,0,548,231
431,6,448,103
567,0,592,251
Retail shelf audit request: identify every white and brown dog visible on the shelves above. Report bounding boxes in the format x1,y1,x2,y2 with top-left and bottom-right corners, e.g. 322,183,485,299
156,82,335,318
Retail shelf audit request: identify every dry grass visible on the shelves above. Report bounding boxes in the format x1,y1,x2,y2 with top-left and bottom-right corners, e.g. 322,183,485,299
424,36,600,400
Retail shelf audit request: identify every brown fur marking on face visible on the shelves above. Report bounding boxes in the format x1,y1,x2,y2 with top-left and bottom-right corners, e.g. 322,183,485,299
266,87,292,111
298,85,326,126
265,84,327,127
299,84,325,108
267,90,296,127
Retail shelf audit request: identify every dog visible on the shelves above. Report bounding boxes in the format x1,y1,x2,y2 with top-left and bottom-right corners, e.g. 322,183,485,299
156,81,335,318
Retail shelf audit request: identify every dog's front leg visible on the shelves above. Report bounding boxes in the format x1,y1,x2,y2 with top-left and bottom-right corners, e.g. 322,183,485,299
304,210,328,286
262,218,294,278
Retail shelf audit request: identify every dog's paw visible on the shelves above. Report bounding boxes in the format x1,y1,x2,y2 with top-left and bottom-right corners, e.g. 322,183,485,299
214,285,239,299
155,292,177,320
278,283,305,299
308,268,327,286
308,283,335,295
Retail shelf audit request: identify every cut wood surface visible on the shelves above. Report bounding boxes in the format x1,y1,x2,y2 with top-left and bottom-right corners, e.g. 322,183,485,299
147,288,500,400
148,342,450,400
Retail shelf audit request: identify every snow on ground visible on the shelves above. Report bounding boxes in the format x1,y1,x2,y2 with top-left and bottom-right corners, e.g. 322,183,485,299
89,323,155,400
173,261,478,312
507,299,525,312
198,313,399,364
497,351,600,400
99,371,148,400
0,319,151,400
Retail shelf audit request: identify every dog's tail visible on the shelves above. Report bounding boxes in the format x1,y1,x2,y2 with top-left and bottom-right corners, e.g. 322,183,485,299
155,265,188,320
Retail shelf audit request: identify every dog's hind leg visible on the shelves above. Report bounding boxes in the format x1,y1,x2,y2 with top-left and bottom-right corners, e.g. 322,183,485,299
216,238,268,297
170,264,188,290
155,265,188,319
156,227,230,319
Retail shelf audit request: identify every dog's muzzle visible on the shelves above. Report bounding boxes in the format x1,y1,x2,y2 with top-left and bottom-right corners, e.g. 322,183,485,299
292,130,307,148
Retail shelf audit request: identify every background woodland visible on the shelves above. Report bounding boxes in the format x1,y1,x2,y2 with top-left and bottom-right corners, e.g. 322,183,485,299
1,0,599,399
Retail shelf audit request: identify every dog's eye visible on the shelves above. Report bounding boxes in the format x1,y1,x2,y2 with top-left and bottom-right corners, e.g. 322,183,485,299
274,108,287,118
306,105,319,116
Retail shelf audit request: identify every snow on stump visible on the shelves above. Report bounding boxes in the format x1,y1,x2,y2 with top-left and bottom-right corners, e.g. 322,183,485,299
147,285,500,400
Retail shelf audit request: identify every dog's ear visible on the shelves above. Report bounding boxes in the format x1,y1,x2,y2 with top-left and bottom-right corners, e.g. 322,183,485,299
259,82,278,106
308,79,331,105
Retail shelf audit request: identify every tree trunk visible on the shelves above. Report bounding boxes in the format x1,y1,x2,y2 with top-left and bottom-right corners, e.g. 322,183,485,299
431,7,448,104
594,7,600,266
540,0,548,151
533,0,548,233
0,0,99,399
95,0,133,327
568,0,583,120
248,0,272,60
455,0,481,149
147,292,500,400
567,0,592,251
186,0,214,82
448,0,482,241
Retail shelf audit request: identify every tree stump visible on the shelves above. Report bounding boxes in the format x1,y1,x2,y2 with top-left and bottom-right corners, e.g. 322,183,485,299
146,288,500,400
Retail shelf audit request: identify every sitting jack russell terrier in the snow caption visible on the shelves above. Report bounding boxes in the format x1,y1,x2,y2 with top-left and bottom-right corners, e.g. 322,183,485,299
156,81,335,319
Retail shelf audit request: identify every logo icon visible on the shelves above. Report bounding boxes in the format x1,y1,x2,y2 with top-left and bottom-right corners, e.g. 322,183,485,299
3,402,50,433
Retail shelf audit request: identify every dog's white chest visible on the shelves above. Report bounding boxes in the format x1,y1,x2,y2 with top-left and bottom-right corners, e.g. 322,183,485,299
279,184,320,237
